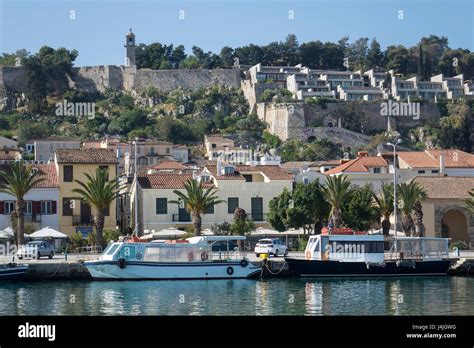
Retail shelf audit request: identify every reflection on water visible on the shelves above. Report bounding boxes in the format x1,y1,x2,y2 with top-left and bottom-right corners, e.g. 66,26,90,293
0,277,473,316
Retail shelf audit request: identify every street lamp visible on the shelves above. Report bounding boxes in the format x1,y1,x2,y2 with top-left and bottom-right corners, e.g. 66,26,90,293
387,139,402,239
133,138,139,237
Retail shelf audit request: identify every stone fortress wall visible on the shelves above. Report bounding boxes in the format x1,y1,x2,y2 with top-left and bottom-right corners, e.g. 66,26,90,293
0,65,241,96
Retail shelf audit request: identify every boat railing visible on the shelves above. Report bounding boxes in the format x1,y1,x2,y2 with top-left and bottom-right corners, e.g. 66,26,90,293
386,238,450,261
75,246,103,254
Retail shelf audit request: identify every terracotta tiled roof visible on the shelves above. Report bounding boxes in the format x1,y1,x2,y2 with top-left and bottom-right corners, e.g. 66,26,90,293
280,161,313,170
55,149,118,164
0,154,17,160
33,164,59,188
237,165,293,180
205,164,293,180
413,176,474,200
82,140,102,149
152,161,187,170
205,165,244,180
325,156,388,175
315,159,342,166
397,150,474,169
0,163,58,188
138,173,214,189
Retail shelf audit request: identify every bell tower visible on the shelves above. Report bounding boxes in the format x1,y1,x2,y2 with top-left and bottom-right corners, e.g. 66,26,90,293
124,28,136,67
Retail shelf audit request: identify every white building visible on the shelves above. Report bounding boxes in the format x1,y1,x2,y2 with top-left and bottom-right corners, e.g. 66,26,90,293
130,163,293,234
30,136,81,162
0,164,59,231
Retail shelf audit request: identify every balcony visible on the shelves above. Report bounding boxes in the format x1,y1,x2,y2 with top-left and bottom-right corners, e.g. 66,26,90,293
72,215,93,226
248,213,268,222
172,214,191,222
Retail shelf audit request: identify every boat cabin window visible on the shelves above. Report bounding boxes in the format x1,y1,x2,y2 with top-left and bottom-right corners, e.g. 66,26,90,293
314,239,320,252
106,243,120,256
329,241,384,253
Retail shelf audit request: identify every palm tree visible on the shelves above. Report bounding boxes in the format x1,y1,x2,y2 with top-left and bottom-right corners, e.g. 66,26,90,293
413,198,427,237
397,181,427,236
0,162,45,246
170,179,225,236
72,168,122,248
463,189,474,215
372,183,394,236
321,175,352,228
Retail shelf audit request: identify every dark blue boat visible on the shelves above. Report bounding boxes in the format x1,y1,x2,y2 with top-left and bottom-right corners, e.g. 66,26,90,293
285,230,453,277
0,263,29,280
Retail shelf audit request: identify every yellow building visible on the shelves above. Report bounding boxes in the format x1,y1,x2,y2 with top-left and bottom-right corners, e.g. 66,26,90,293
413,176,474,247
54,148,118,237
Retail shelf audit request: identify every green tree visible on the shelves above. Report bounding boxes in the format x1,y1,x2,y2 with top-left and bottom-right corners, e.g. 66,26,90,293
0,162,45,246
397,181,427,236
72,168,123,248
321,175,352,228
372,183,394,236
229,208,255,236
268,188,292,232
342,184,378,231
286,181,330,234
366,38,384,68
170,179,225,236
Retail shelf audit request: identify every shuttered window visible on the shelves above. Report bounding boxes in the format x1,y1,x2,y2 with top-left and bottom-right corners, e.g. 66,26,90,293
64,165,73,182
156,198,167,215
228,197,239,214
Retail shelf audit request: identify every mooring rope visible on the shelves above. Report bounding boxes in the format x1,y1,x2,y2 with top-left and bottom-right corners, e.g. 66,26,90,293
27,261,68,279
263,260,287,275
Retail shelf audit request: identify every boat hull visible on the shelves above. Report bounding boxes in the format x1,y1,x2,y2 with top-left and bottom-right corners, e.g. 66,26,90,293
0,264,29,280
84,260,261,280
285,258,452,277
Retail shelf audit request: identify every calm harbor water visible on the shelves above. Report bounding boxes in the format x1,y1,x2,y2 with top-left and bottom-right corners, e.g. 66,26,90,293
0,277,473,316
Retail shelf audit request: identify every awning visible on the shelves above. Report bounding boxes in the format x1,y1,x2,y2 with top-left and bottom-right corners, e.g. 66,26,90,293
29,227,68,239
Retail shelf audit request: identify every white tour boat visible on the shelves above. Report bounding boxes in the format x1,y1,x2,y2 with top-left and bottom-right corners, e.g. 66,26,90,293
84,235,261,280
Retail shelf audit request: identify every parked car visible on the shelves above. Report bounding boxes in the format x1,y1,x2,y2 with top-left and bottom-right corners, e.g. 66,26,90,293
255,238,288,257
17,241,55,259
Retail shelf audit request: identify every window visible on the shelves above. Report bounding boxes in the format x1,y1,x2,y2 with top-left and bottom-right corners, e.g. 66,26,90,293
41,201,52,215
373,168,381,174
212,143,217,149
63,198,73,216
25,201,32,214
303,177,309,185
243,174,253,182
4,201,14,214
204,205,214,214
166,147,170,154
99,166,109,181
418,170,426,174
431,170,439,174
156,198,167,215
64,165,73,182
228,197,239,214
224,166,235,174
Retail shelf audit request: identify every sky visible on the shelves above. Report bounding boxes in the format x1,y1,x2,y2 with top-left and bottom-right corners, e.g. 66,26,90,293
0,0,473,67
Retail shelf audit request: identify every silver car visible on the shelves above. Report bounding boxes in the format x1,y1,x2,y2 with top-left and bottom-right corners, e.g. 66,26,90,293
17,241,55,259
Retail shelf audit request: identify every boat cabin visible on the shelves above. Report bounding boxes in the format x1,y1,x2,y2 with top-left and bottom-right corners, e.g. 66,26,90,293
305,233,385,263
100,236,247,263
